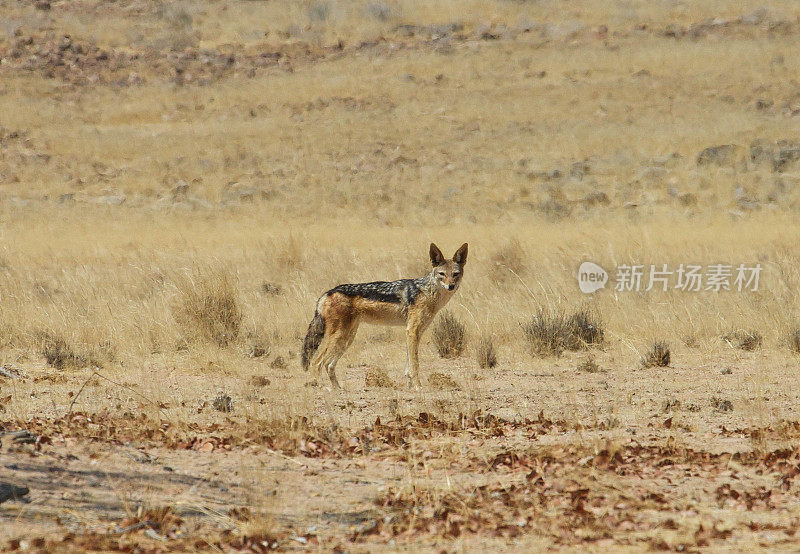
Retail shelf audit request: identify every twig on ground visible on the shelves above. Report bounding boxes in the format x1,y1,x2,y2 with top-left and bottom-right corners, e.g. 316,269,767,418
66,368,167,418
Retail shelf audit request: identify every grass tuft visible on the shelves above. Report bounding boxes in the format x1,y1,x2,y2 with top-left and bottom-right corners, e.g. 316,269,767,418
789,328,800,354
522,307,604,357
641,341,671,368
475,334,498,369
568,308,605,347
432,311,466,359
724,330,763,351
490,239,526,283
174,268,243,347
38,331,98,369
577,356,601,373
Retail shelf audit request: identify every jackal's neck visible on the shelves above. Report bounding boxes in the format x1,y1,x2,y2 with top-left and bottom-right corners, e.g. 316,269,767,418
417,270,454,304
416,271,436,290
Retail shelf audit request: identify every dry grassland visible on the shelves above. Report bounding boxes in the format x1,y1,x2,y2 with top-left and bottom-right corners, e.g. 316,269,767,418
2,0,800,551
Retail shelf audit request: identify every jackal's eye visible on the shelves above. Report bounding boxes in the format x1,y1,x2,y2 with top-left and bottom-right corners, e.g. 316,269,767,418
453,271,461,277
437,272,445,278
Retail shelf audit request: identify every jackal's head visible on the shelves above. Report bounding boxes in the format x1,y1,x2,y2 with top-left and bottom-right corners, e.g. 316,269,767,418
429,243,468,291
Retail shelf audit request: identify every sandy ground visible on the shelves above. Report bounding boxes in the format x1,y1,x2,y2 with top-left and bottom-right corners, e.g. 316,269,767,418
3,346,800,551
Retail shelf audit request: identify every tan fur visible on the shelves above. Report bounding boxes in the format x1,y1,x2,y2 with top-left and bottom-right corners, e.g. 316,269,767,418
306,243,468,389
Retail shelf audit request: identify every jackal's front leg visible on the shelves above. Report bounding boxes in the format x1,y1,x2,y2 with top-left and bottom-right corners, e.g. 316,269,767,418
405,321,422,389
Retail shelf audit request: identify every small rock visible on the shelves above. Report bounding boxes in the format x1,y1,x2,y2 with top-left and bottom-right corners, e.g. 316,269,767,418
365,366,394,388
742,7,788,26
250,375,270,387
775,143,800,172
697,145,740,167
171,180,189,198
634,166,669,182
0,482,29,503
269,356,287,369
221,186,271,204
428,372,460,390
260,282,283,296
91,194,126,206
441,186,459,199
755,98,773,111
544,20,588,40
710,397,733,412
248,344,269,358
582,190,610,207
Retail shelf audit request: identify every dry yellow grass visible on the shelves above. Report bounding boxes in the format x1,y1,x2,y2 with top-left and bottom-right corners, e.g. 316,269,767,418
2,0,800,550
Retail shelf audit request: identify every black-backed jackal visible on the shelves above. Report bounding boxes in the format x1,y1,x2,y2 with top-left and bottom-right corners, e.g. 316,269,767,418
301,243,468,389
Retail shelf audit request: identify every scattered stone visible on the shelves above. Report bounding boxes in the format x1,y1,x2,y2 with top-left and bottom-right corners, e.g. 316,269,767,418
741,7,788,26
364,0,397,21
577,356,601,373
441,186,459,199
0,482,29,504
750,139,800,171
775,143,800,172
1,430,37,444
249,375,271,387
365,366,394,388
662,398,681,412
91,194,126,206
428,372,460,390
634,166,669,183
697,145,740,167
212,394,233,413
248,343,269,359
673,192,696,206
582,191,610,208
755,98,773,111
710,397,733,412
0,366,20,379
570,160,591,179
269,356,287,369
543,20,589,41
171,180,189,198
260,282,283,296
537,198,571,220
58,193,75,204
394,22,463,39
221,186,272,204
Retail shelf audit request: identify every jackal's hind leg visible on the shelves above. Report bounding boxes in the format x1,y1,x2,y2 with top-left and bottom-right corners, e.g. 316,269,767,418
325,321,359,390
309,341,330,386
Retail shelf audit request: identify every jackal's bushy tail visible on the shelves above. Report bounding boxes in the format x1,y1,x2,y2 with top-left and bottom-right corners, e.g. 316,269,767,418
301,308,325,371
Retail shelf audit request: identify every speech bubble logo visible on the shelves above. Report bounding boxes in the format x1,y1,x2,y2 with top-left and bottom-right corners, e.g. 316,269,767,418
578,261,608,293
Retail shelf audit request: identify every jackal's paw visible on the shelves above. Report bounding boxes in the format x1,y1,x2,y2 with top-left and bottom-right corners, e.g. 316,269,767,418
406,377,422,390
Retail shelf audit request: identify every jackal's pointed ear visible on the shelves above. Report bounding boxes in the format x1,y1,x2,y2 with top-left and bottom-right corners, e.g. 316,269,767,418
453,243,468,266
429,243,445,266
